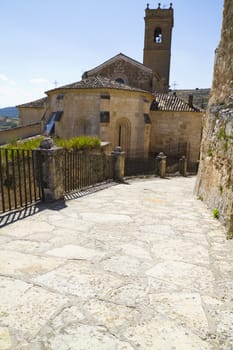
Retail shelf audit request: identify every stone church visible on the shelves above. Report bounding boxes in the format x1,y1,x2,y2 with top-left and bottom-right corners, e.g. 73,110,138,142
17,3,203,166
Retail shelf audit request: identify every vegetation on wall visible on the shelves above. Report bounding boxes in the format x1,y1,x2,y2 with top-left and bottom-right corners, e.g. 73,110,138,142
3,136,101,151
54,136,101,150
4,136,44,150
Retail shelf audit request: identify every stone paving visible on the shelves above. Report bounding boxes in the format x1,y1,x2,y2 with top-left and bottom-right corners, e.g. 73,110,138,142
0,176,233,350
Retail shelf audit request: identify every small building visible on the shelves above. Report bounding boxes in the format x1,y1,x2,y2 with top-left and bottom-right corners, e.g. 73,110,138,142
17,75,202,165
150,93,203,166
17,97,47,126
41,76,154,157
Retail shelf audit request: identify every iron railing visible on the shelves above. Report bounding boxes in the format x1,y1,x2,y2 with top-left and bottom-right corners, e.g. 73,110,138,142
0,148,41,214
162,142,190,158
125,156,155,176
125,142,197,177
64,150,114,193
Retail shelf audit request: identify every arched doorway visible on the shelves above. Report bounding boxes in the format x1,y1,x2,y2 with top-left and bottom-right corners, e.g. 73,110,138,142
114,118,131,155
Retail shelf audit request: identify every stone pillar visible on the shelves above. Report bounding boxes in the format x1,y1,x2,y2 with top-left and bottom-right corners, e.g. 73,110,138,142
156,152,167,178
179,155,187,177
34,137,65,201
111,146,125,182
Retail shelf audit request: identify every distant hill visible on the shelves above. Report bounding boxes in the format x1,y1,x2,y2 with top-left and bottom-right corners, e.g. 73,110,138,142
0,106,19,119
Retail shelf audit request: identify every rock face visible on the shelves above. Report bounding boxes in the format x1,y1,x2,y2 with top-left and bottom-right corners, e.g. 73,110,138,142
195,0,233,237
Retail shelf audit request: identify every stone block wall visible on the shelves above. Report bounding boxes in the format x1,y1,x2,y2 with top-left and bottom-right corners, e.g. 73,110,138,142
0,123,41,145
195,0,233,236
87,59,153,92
19,107,45,126
47,88,153,157
55,92,100,139
150,110,203,163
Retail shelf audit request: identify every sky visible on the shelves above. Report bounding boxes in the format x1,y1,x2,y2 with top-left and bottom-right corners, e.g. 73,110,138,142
0,0,224,108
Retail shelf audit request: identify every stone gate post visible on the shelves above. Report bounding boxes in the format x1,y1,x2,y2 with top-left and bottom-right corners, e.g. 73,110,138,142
34,138,65,201
156,152,167,178
179,155,187,177
111,146,125,182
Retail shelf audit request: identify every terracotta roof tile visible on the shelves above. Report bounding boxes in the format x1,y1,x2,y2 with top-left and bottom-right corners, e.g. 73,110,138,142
17,97,47,108
50,76,148,93
151,93,202,112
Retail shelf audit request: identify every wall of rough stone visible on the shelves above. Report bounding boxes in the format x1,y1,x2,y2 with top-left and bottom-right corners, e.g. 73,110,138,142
150,110,202,164
18,106,45,126
0,123,41,145
195,0,233,237
86,59,153,92
47,88,153,157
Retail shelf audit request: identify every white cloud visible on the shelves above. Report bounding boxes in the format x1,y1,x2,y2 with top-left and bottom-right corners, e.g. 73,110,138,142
30,78,50,84
0,76,52,107
0,73,16,86
0,84,48,108
0,73,9,81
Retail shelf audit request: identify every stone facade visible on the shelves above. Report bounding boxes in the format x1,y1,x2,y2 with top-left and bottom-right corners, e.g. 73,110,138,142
150,110,202,164
0,122,41,146
150,93,202,165
195,0,233,236
17,97,47,126
143,3,174,93
44,76,153,157
15,76,202,165
83,53,153,92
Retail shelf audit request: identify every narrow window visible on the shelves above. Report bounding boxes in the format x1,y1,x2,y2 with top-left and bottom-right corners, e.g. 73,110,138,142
100,93,110,99
100,111,110,123
118,125,122,146
154,27,162,43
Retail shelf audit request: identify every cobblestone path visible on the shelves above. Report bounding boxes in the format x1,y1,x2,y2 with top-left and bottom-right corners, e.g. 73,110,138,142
0,176,233,349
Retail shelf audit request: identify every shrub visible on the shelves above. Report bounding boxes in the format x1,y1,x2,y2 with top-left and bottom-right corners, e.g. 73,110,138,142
227,215,233,240
3,136,101,151
4,136,44,150
216,126,226,140
54,136,101,150
212,208,219,219
207,148,213,157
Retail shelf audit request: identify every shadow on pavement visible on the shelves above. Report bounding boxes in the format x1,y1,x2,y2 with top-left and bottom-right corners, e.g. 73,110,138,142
0,181,119,228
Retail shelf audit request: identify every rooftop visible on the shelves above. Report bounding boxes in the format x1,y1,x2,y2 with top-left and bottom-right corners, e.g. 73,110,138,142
171,89,210,109
151,93,202,112
82,52,152,78
17,97,47,108
48,75,149,94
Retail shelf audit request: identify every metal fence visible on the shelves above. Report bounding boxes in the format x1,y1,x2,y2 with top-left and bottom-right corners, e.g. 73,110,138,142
125,156,155,176
0,148,114,215
162,142,189,158
64,150,114,193
0,142,195,215
125,142,196,177
0,148,41,214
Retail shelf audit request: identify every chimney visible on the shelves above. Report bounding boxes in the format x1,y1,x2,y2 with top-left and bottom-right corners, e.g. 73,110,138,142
188,94,193,108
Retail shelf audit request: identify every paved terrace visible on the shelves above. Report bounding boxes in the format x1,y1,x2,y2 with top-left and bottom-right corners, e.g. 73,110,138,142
0,176,233,350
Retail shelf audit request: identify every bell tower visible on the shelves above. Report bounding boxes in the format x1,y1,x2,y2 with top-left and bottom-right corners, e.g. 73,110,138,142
143,3,174,92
